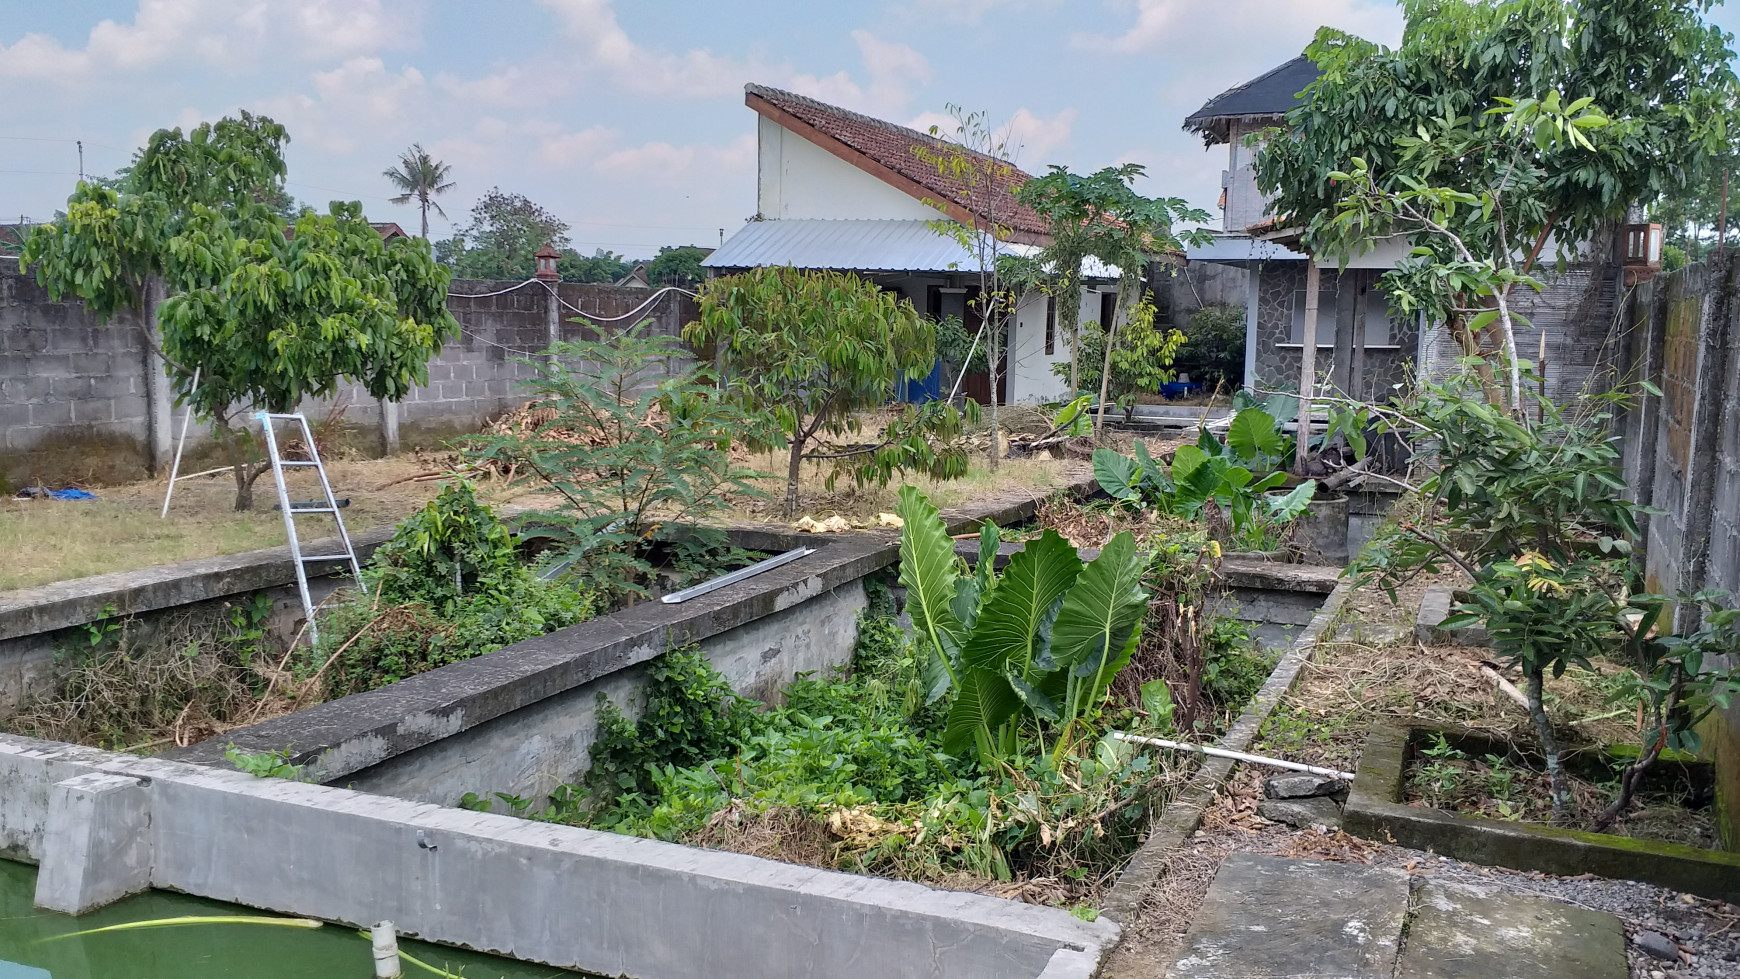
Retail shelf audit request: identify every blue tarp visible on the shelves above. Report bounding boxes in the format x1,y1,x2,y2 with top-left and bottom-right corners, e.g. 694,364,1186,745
14,487,96,501
898,360,943,404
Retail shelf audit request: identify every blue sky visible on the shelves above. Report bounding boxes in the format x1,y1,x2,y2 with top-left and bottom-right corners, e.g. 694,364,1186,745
3,1,1737,258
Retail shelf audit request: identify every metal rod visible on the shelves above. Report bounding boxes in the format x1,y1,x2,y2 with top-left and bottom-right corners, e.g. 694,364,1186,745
159,366,199,518
659,547,815,604
1110,732,1356,781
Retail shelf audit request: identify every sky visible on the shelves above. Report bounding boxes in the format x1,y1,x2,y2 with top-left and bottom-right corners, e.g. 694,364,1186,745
3,1,1738,258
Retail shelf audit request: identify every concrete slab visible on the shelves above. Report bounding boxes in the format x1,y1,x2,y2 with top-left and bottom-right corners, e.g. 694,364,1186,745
1397,882,1628,979
1167,854,1408,978
33,771,153,914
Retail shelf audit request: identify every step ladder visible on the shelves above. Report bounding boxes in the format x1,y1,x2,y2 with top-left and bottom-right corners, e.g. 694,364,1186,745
256,411,366,647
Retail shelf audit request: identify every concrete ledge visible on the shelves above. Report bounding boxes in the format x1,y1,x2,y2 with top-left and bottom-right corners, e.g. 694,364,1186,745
1343,722,1740,902
0,528,395,643
1414,583,1491,646
1100,579,1355,923
1,733,1118,978
33,770,153,914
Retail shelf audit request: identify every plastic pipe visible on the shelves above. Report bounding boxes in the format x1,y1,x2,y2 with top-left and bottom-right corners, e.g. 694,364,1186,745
1110,732,1356,781
371,921,402,978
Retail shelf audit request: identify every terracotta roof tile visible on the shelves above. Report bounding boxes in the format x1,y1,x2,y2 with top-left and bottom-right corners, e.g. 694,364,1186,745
745,83,1049,242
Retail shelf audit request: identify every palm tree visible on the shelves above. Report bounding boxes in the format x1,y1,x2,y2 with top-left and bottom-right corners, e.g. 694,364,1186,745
382,143,455,239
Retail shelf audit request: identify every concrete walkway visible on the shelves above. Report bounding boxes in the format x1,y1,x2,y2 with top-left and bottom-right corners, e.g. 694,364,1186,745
1168,854,1628,979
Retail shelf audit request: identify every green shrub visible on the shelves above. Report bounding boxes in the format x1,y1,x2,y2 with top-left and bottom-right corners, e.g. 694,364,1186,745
585,645,759,800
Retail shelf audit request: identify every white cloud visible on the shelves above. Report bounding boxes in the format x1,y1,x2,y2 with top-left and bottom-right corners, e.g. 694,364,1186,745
1001,108,1076,166
539,125,617,167
593,133,754,187
539,0,761,98
1081,0,1400,56
0,0,420,82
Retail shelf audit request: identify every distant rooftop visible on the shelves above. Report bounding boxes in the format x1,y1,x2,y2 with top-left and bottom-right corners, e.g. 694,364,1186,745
744,83,1049,242
1183,56,1322,147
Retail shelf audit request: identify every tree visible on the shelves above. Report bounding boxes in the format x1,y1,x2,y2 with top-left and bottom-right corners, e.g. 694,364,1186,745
559,247,633,284
1256,0,1740,410
688,266,965,518
435,188,570,281
1171,303,1247,391
382,143,456,239
645,245,710,287
915,105,1021,472
20,113,458,510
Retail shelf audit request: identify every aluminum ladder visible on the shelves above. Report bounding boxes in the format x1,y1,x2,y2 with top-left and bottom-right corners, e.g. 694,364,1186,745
256,411,366,646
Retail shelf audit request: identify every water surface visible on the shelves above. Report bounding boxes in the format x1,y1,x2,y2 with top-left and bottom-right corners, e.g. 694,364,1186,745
0,860,579,979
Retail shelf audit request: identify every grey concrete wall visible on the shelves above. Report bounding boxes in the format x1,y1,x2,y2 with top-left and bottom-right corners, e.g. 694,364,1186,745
346,579,869,807
1247,262,1420,404
0,734,1119,979
0,256,699,485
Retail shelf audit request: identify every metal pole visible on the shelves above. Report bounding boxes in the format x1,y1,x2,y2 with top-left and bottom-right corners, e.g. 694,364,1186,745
1110,731,1357,781
159,367,200,518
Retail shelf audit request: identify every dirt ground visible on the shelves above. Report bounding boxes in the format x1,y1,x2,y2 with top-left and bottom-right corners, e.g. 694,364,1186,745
0,455,455,591
1098,568,1732,979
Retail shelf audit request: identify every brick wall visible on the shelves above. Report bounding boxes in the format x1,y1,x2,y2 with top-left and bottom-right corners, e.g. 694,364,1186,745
0,257,699,486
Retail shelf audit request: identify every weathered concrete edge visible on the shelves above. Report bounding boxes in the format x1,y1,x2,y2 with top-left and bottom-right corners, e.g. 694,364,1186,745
953,540,1340,597
0,733,1118,979
1343,721,1740,902
1413,583,1491,646
167,474,1098,781
0,527,397,642
1099,577,1355,923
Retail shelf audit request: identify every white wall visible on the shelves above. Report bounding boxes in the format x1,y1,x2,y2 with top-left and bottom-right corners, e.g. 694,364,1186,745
757,117,947,222
1005,288,1116,405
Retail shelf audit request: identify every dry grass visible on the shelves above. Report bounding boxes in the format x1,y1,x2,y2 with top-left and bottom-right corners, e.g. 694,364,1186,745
726,450,1083,524
0,456,453,591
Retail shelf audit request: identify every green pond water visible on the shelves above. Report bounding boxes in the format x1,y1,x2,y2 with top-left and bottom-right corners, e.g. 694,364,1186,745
0,861,579,979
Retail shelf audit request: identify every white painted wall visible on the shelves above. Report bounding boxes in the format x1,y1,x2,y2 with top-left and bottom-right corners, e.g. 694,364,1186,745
1005,287,1115,404
757,116,947,222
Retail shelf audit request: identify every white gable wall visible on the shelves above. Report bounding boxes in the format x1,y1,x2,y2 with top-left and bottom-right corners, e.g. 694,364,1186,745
757,116,948,222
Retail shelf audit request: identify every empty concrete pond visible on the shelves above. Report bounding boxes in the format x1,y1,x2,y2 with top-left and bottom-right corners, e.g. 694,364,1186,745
0,859,586,979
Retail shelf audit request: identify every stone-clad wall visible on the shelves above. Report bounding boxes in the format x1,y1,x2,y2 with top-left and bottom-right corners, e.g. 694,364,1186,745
0,256,699,486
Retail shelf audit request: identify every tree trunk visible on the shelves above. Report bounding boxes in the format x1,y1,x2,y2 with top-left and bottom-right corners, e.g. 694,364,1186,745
986,308,1001,473
1060,270,1081,395
1525,667,1575,824
784,438,804,519
220,420,257,512
1294,259,1320,474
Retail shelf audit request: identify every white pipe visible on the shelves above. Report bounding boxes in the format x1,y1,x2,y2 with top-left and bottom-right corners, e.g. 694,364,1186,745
1110,732,1356,781
371,920,402,978
159,366,199,519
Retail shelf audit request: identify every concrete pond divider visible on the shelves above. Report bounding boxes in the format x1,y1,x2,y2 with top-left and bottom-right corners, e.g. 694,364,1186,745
0,733,1117,979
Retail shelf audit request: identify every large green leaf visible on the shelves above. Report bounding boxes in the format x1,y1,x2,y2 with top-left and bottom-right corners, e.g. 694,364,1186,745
947,531,1081,754
895,486,965,684
1227,408,1283,462
1266,479,1317,522
1093,448,1143,500
1051,532,1149,716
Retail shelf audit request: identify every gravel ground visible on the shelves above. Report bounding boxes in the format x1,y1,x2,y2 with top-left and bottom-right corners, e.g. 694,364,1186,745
1104,768,1740,979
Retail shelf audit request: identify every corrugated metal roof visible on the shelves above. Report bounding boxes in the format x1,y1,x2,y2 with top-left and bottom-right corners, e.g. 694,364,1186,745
705,218,1124,278
704,219,981,273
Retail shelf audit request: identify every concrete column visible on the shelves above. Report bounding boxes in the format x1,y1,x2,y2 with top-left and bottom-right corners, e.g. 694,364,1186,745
1675,254,1737,634
379,398,400,456
1242,266,1259,392
1295,258,1321,474
546,280,562,356
34,771,154,915
143,277,173,476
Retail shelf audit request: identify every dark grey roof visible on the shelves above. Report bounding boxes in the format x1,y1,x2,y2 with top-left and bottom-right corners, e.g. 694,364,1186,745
1183,56,1321,146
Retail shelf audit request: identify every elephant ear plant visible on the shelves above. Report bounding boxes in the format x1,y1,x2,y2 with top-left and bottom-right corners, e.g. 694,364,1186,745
894,486,1150,768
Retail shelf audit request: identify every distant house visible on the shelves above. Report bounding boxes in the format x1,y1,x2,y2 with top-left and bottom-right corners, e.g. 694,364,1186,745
1184,57,1623,406
705,83,1125,405
615,262,652,289
370,221,411,241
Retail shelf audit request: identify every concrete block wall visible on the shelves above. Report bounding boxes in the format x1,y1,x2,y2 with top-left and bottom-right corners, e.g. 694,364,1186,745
0,257,700,483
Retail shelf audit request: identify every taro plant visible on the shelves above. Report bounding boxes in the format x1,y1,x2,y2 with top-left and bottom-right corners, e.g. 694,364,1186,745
894,485,1150,767
465,322,764,597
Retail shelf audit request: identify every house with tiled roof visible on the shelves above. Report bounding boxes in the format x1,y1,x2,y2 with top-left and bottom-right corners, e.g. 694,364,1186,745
706,83,1123,405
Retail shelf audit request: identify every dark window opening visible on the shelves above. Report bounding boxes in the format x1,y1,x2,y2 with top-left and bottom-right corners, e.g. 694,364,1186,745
1044,297,1056,355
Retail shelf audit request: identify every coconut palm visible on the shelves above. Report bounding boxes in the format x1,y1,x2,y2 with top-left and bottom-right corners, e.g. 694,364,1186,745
382,143,455,239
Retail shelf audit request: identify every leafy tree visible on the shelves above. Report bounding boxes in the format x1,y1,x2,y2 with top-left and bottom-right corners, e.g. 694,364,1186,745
436,188,569,281
464,323,764,601
1651,144,1740,261
1256,0,1740,410
19,113,457,509
559,247,633,284
688,266,966,518
1172,303,1247,392
382,142,456,239
645,245,710,288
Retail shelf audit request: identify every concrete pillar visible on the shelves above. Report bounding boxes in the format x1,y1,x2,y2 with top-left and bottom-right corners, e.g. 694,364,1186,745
143,277,173,476
1242,267,1259,393
1295,258,1321,474
379,398,400,457
545,280,562,362
34,771,154,915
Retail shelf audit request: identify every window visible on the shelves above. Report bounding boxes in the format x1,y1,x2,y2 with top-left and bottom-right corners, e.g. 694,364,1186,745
1289,278,1339,344
1100,290,1117,329
1044,297,1056,355
1363,287,1392,346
